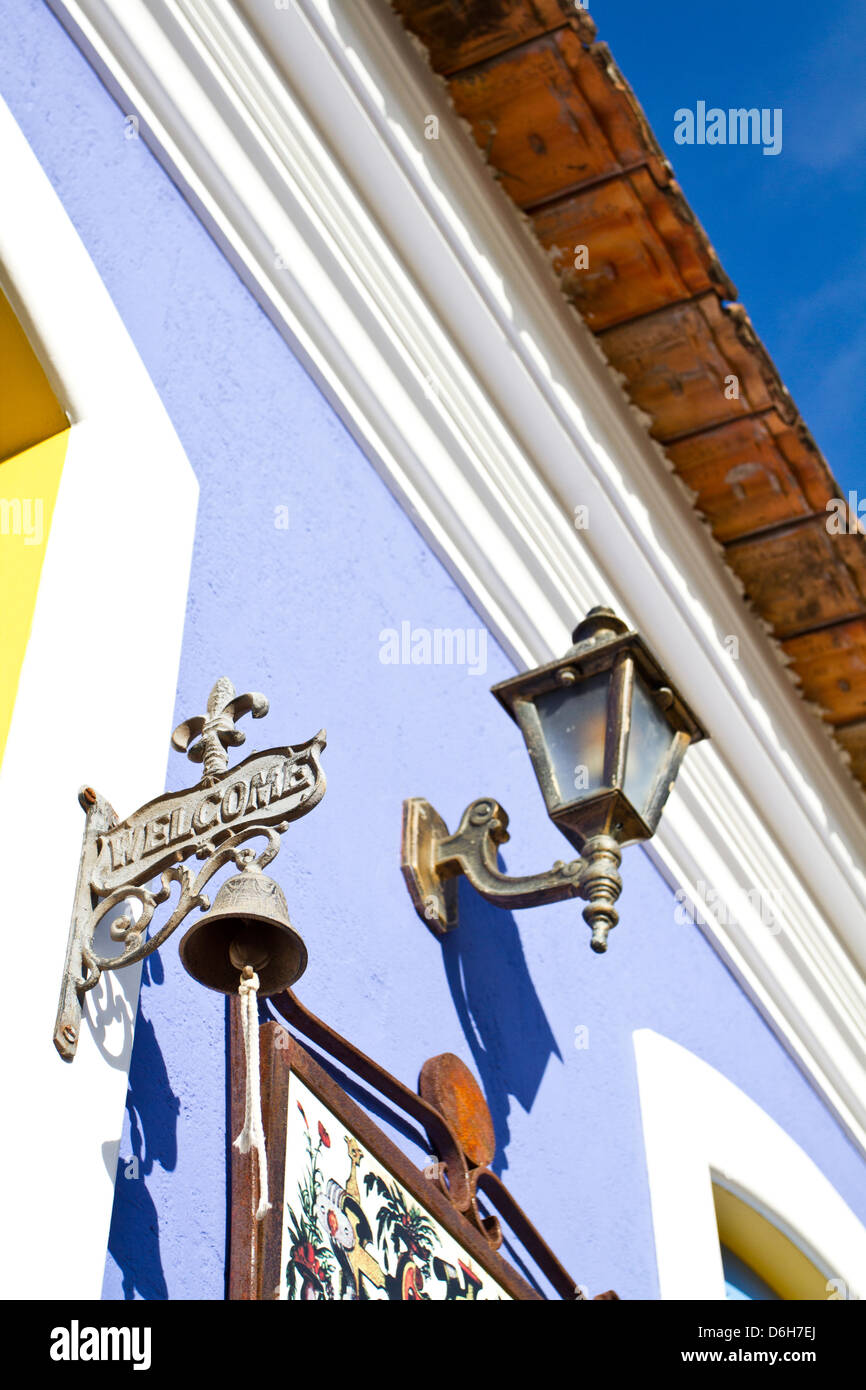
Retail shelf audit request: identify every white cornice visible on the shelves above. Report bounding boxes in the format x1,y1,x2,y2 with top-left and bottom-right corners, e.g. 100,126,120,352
47,0,866,1153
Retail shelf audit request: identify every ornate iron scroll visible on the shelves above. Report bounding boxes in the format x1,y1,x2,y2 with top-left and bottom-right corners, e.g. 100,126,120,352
54,679,326,1060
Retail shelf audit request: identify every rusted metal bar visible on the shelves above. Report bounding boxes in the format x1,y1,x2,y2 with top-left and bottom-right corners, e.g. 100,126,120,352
270,988,473,1212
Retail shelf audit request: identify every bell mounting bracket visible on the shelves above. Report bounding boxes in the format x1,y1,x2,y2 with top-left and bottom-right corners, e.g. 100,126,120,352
401,797,622,952
54,678,327,1061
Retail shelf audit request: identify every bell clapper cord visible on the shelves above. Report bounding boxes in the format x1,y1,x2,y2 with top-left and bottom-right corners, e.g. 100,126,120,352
54,812,292,1221
235,966,271,1221
53,674,613,1293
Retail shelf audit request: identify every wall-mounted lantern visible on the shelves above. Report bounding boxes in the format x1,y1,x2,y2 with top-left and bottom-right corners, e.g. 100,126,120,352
402,607,706,952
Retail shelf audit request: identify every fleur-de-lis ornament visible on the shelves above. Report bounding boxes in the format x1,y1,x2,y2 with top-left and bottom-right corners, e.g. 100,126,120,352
172,677,269,786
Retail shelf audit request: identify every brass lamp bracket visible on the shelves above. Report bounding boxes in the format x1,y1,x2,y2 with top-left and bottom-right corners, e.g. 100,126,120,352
401,797,622,951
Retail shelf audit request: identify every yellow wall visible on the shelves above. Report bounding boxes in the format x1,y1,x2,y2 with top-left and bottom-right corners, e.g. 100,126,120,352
0,284,70,768
0,289,67,462
713,1183,828,1300
0,429,69,767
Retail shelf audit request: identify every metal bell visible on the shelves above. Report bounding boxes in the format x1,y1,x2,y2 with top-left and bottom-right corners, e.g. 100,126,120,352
179,866,308,996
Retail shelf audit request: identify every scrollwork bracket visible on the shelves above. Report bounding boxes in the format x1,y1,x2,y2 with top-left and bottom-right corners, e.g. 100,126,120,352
54,678,326,1060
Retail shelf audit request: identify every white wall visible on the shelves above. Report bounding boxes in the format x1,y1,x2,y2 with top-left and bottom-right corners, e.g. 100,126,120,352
0,99,197,1299
635,1030,866,1300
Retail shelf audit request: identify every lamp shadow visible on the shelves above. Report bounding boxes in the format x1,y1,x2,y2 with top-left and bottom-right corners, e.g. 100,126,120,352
104,954,179,1300
440,874,560,1177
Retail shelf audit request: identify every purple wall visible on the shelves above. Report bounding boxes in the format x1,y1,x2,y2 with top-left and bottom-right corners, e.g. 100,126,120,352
6,0,866,1301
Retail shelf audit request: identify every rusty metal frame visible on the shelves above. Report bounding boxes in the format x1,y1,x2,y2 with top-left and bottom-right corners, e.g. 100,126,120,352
230,987,617,1300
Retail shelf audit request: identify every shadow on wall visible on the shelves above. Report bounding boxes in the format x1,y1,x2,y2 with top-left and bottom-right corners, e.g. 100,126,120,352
105,953,180,1300
440,875,560,1176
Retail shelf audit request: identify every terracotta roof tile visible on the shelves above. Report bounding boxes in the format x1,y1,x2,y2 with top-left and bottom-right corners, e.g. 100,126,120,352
392,0,866,796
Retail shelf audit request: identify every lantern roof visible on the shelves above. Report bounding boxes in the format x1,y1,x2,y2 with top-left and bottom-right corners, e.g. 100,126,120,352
491,607,708,747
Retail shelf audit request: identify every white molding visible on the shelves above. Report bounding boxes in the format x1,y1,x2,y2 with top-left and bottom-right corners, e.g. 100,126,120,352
44,0,866,1155
634,1030,866,1300
0,97,198,1297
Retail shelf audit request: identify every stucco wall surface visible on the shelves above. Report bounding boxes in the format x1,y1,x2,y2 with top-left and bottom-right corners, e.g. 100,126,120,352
3,0,865,1302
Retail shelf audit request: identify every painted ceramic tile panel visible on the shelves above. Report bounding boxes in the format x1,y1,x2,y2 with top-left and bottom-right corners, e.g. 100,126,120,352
280,1074,511,1300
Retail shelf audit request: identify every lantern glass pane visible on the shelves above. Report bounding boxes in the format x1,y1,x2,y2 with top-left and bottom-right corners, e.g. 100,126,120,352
624,675,676,815
532,671,610,805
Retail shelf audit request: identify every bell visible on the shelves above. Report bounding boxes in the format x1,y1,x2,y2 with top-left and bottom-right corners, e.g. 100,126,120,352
179,866,308,996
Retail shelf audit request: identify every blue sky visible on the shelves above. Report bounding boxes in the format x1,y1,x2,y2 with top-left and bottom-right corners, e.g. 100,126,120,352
590,0,865,497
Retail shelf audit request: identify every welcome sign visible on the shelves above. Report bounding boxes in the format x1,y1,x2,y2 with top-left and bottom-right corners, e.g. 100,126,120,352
91,734,326,894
